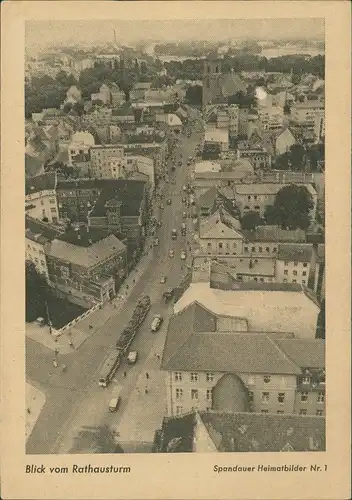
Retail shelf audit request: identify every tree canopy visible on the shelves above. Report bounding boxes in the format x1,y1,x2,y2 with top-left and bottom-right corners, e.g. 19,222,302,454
240,211,263,231
185,85,202,106
26,261,49,322
271,184,314,230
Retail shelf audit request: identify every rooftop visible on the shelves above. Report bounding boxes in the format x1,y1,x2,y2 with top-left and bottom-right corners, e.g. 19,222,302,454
88,179,146,218
199,209,242,239
204,128,229,144
199,411,325,452
275,338,325,369
47,231,126,268
278,243,325,263
235,182,316,196
209,257,276,277
243,226,307,243
194,161,221,174
25,172,56,195
25,216,63,245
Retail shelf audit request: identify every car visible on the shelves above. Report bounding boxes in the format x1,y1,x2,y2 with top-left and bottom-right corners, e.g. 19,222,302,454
182,196,187,203
154,238,159,246
160,204,164,210
169,249,175,258
182,185,187,192
171,166,176,172
183,211,187,219
160,276,167,284
157,221,162,227
150,314,163,332
167,199,172,205
127,351,138,365
178,160,182,166
181,251,187,260
189,156,193,161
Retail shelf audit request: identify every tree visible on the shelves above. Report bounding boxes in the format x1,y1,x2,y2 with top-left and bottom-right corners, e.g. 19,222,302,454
185,85,202,106
271,184,314,230
26,261,48,322
240,211,263,231
264,205,278,225
289,144,305,171
316,299,325,339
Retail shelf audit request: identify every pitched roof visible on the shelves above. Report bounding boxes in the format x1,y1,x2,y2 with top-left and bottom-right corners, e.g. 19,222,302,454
199,209,242,239
198,411,325,452
275,338,325,369
221,73,246,97
25,216,63,245
47,232,126,268
243,226,307,243
197,186,218,208
162,325,301,375
133,82,152,90
25,172,56,195
89,180,146,218
278,243,325,263
25,155,45,179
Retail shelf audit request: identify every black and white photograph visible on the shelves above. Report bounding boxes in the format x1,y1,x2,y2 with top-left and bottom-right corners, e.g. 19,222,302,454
1,2,351,499
23,16,328,455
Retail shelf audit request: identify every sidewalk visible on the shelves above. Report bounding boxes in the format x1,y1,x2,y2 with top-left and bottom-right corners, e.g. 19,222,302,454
116,329,168,444
26,383,46,442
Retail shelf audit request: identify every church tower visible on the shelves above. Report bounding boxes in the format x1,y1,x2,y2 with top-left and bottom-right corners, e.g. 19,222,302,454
202,57,224,108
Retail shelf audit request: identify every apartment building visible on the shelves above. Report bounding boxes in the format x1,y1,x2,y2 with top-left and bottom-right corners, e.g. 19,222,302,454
290,99,325,128
161,301,324,417
25,216,63,278
67,131,95,165
236,141,271,170
90,145,125,178
25,172,59,223
198,208,243,255
46,228,127,307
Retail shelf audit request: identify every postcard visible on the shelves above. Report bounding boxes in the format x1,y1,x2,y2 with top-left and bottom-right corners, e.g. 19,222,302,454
1,1,351,499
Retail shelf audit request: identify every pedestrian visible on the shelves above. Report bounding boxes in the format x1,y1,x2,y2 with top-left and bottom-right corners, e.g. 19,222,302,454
132,279,135,284
89,325,93,329
146,372,149,380
145,387,148,395
53,360,58,368
123,371,127,378
54,348,59,356
27,408,31,414
69,340,74,348
156,353,160,360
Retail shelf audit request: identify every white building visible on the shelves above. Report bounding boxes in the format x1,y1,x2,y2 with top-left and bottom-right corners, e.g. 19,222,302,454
68,131,95,165
25,173,59,223
25,216,62,278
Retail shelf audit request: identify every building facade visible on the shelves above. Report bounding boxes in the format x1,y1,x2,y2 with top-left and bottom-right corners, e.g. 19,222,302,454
25,173,59,223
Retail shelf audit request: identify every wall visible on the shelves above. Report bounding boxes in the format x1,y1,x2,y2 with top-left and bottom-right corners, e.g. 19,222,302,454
25,239,49,277
293,387,325,416
25,189,59,223
166,370,298,417
199,237,243,255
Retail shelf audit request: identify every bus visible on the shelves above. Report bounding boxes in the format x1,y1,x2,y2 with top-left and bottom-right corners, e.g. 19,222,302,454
99,351,121,388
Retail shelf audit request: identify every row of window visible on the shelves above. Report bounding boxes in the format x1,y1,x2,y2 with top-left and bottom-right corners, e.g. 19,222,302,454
176,388,212,400
284,261,308,267
244,246,277,253
174,372,213,382
284,270,307,276
260,409,324,416
259,391,324,404
283,278,306,285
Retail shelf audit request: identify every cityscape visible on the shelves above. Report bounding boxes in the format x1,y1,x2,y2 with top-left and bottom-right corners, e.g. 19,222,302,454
25,18,325,454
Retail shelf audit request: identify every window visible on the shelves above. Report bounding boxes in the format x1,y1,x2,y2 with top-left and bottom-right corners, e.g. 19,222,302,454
283,278,288,283
247,195,251,201
207,242,211,247
260,278,264,282
317,391,325,403
40,200,44,206
259,247,263,253
174,372,182,382
206,389,212,400
278,393,285,403
284,270,288,276
301,391,308,402
299,409,307,416
284,260,289,266
302,271,307,276
248,391,254,402
254,205,260,210
206,373,213,382
49,198,56,204
50,208,56,213
303,262,308,267
251,247,256,252
176,406,183,416
292,279,297,283
261,392,269,403
175,388,183,399
302,280,306,285
191,389,198,400
302,375,311,384
218,242,223,249
293,261,298,266
254,195,258,200
263,375,271,383
244,247,249,253
316,409,323,416
293,270,297,276
254,277,258,282
273,247,277,253
266,247,270,252
277,410,284,414
190,373,198,382
261,409,269,414
40,260,45,266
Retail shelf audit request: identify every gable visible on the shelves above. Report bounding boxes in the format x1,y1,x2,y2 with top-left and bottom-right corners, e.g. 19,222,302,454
281,442,295,452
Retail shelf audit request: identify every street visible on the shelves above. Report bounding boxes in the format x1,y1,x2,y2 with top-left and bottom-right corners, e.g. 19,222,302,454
26,108,204,454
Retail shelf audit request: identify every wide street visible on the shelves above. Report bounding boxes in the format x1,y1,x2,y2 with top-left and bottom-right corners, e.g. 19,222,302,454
26,107,204,454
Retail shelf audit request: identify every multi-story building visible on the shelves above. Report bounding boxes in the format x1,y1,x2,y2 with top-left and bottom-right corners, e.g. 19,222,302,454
313,110,325,142
258,106,284,132
236,141,271,170
204,126,229,152
90,145,125,178
130,82,153,102
25,216,63,278
233,182,317,219
274,128,297,155
290,99,325,128
161,300,324,417
228,104,239,138
67,131,95,165
276,243,325,294
154,411,325,452
25,172,59,223
198,208,243,255
46,228,127,307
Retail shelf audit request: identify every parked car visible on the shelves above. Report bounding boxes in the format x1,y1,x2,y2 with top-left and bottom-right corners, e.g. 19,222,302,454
181,251,187,260
150,314,163,332
169,249,175,258
178,160,182,166
160,276,167,284
153,238,159,246
167,199,172,205
182,211,187,219
182,196,187,203
127,351,138,365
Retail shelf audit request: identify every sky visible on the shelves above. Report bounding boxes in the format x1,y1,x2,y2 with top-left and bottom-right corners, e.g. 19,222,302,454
25,18,324,51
